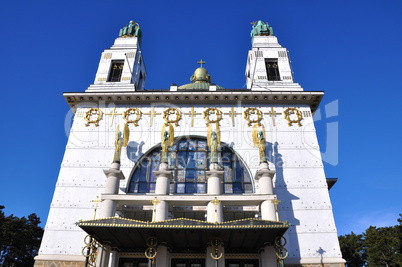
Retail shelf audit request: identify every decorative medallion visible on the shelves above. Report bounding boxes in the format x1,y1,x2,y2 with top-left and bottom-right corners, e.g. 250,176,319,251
163,108,182,126
244,107,263,126
123,108,142,126
84,108,103,127
283,108,302,127
203,107,222,125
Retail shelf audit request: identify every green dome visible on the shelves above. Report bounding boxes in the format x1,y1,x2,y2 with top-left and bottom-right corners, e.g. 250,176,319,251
178,64,224,90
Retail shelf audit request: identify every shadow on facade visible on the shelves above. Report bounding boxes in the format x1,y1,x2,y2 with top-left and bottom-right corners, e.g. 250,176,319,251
267,141,301,259
127,141,145,162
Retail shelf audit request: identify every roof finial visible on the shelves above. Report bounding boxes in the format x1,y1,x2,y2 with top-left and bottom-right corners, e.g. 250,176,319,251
197,59,205,68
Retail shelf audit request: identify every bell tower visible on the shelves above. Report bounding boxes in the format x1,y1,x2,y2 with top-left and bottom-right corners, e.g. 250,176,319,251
86,21,146,92
245,20,301,91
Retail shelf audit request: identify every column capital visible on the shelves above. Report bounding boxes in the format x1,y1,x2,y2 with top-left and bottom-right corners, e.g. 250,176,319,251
153,169,173,180
254,168,275,181
205,170,224,180
103,169,125,180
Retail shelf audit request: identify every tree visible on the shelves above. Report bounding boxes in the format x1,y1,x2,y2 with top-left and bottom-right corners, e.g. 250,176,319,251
364,225,400,267
0,205,44,266
338,232,365,267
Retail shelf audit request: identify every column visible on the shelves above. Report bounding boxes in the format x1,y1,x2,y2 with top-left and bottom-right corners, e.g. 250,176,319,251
206,245,225,267
206,163,224,195
260,245,277,267
99,163,125,218
153,163,172,222
255,162,277,221
108,248,120,267
156,244,170,267
154,162,173,195
152,199,168,222
96,242,111,267
255,162,275,194
206,198,223,223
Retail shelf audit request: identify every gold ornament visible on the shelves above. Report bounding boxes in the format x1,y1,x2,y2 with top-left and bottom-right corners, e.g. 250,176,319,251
203,107,222,125
283,108,302,127
84,108,103,127
163,108,182,126
244,107,263,126
274,236,288,262
113,123,130,162
123,108,142,126
82,235,99,266
210,237,223,260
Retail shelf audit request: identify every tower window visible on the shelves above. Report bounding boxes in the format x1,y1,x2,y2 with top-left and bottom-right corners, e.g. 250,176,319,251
265,59,281,81
107,60,124,82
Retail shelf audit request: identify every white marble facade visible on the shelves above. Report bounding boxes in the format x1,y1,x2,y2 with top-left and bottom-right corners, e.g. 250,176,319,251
35,30,344,267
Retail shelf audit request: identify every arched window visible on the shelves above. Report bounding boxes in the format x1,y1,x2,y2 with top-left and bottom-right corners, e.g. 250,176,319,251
127,136,253,194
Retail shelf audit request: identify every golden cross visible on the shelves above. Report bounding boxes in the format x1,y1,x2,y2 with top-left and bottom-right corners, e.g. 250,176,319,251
197,59,206,68
144,107,161,127
105,107,122,127
212,197,220,223
184,107,201,127
92,196,101,219
224,107,242,127
151,197,160,222
265,107,281,126
271,198,281,222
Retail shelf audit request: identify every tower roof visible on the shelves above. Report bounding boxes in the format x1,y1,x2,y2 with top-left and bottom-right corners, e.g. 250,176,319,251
178,60,225,90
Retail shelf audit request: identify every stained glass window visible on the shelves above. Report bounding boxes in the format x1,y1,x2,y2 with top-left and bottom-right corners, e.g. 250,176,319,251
127,137,253,194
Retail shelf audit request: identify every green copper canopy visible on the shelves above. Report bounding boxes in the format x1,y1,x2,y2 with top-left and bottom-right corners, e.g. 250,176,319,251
178,60,225,90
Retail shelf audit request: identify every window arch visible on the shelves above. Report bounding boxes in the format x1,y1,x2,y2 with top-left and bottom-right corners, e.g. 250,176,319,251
127,136,253,194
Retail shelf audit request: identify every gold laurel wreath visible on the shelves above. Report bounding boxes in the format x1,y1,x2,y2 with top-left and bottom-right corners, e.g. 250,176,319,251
123,108,142,126
244,107,263,127
203,107,222,125
163,108,182,126
283,108,302,127
84,108,103,127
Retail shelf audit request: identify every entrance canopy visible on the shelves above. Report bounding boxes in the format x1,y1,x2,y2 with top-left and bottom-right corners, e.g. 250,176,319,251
78,217,289,253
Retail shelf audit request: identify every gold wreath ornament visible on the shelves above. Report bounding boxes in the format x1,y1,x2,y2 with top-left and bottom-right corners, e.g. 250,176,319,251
123,108,142,126
84,108,103,127
163,108,182,126
203,108,222,125
283,108,302,127
244,107,263,126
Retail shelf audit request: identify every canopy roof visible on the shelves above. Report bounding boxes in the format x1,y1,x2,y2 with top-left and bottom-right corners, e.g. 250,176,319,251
78,217,289,253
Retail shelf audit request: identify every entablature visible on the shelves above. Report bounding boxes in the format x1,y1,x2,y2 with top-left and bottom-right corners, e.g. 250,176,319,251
64,90,323,114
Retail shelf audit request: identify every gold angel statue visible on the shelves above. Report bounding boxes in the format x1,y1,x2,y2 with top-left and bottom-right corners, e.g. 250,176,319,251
113,123,130,163
207,123,221,163
252,124,267,163
161,123,174,163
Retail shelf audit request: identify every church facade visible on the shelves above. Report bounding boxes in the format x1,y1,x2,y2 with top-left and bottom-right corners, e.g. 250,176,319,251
34,20,345,267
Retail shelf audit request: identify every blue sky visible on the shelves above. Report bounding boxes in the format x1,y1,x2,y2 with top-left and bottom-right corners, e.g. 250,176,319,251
0,0,401,236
